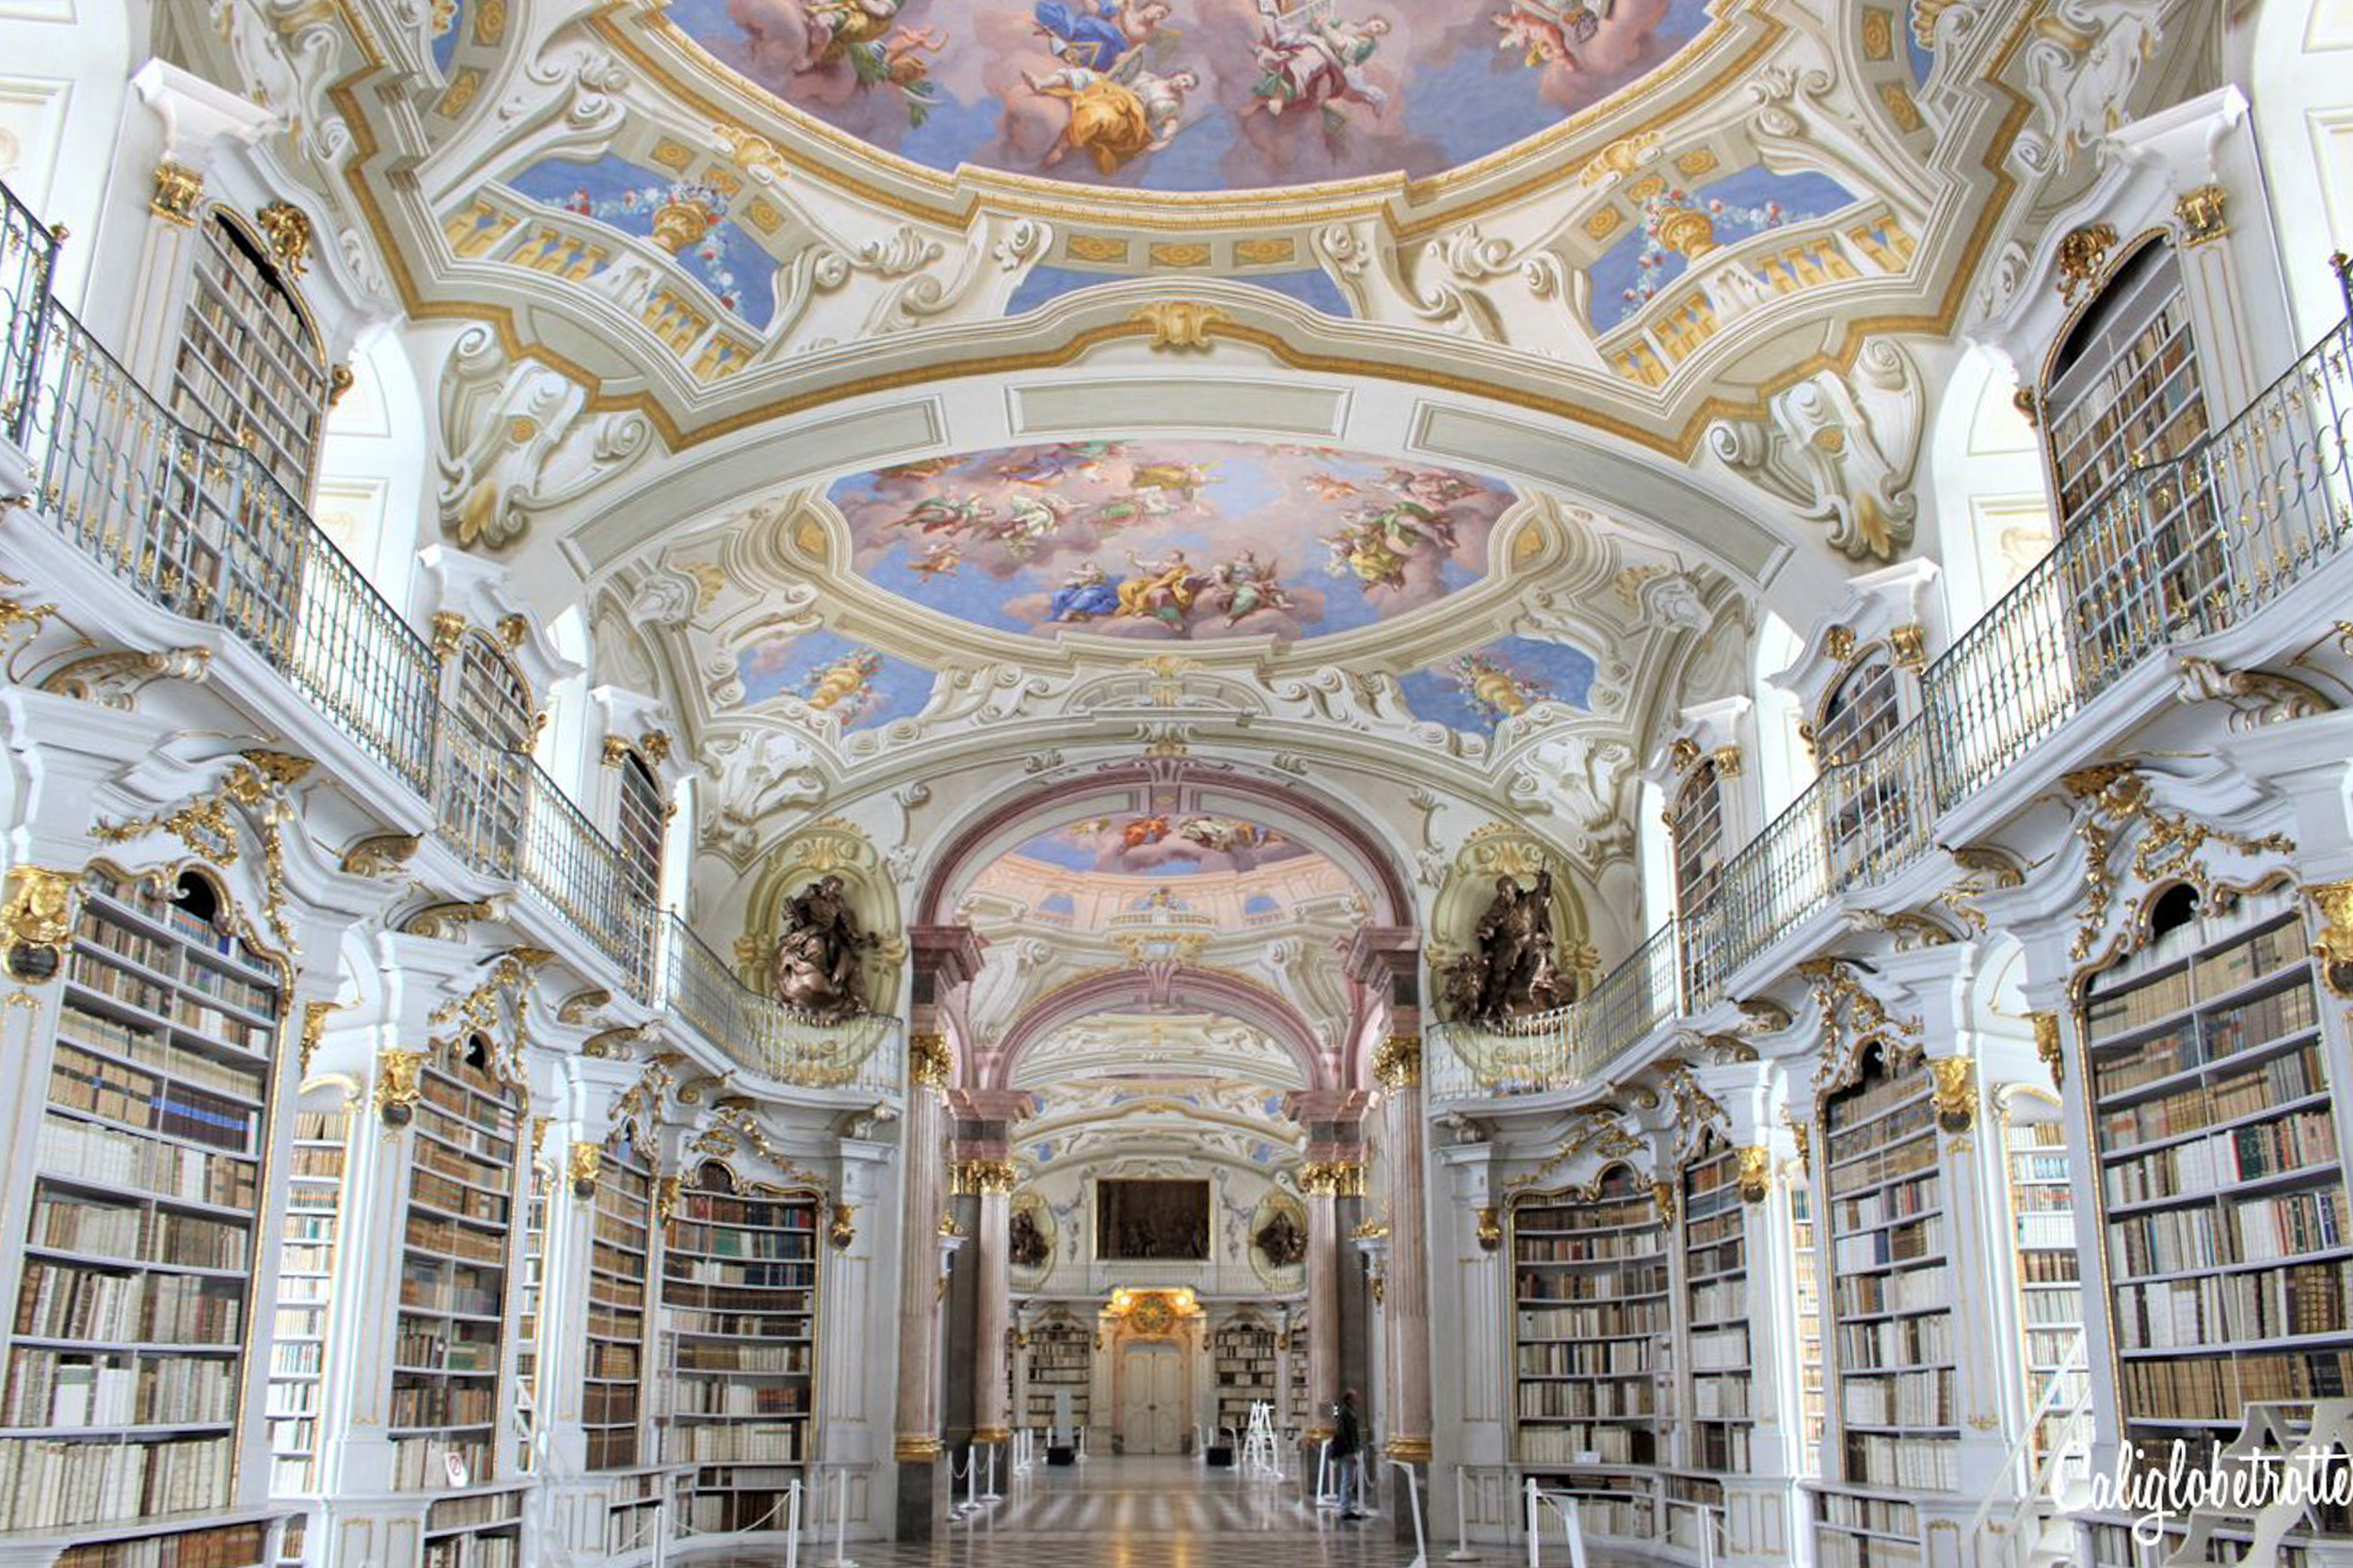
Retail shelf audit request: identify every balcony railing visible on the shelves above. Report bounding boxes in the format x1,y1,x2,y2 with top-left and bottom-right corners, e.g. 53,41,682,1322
0,192,897,1095
1433,295,2353,1102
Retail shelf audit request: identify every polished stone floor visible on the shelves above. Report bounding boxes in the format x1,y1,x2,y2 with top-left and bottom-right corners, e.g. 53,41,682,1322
685,1456,1652,1567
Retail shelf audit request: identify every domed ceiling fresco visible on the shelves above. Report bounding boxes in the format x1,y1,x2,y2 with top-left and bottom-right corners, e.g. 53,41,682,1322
1014,812,1313,875
662,0,1717,191
825,439,1518,644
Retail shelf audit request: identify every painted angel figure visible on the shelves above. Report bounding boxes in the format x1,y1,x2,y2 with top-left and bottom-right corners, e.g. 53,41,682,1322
1493,0,1607,69
807,0,902,63
1032,0,1174,72
1113,547,1203,624
1381,465,1481,510
896,494,994,535
1249,1,1392,128
1024,59,1198,176
989,492,1074,559
1208,550,1295,626
1049,560,1123,620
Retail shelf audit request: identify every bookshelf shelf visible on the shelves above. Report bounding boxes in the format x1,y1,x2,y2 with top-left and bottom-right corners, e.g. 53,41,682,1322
2,869,281,1536
1510,1161,1667,1543
1210,1317,1276,1442
1024,1315,1092,1440
2084,885,2353,1483
661,1163,819,1533
392,1039,521,1493
585,1137,653,1472
1815,1038,1955,1568
1682,1132,1752,1480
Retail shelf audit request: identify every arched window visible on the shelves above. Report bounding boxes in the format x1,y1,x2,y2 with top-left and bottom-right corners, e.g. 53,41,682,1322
613,749,665,916
444,631,534,876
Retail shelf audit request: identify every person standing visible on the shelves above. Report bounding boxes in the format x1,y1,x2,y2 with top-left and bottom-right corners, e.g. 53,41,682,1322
1331,1388,1369,1520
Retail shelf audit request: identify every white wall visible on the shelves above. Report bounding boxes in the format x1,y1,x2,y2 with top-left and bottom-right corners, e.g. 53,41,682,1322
2251,0,2353,343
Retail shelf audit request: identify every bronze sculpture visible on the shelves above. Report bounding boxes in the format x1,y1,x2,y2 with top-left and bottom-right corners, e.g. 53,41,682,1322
1010,1205,1050,1269
1254,1206,1306,1268
1443,869,1570,1026
771,873,876,1021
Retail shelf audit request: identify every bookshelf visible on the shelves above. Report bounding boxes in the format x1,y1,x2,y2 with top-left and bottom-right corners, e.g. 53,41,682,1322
515,1157,546,1466
662,1162,820,1534
422,1486,521,1568
2084,882,2353,1480
1683,1131,1751,1477
1026,1315,1092,1439
267,1091,348,1496
1285,1320,1308,1436
3,867,280,1533
585,1135,653,1472
1211,1316,1276,1440
1792,1182,1825,1469
392,1035,521,1492
169,215,329,502
2004,1105,2085,1472
56,1521,273,1568
1510,1161,1668,1542
1814,1037,1955,1568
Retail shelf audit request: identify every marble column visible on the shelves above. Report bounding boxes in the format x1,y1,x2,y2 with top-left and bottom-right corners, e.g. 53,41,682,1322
1301,1170,1341,1445
968,1165,1016,1443
1374,1033,1432,1468
892,1030,952,1535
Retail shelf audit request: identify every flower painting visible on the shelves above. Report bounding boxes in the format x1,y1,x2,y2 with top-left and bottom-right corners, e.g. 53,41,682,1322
830,440,1518,643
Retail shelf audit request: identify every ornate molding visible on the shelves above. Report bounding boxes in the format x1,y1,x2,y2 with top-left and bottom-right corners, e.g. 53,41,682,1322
2028,1011,2065,1089
375,1049,425,1126
340,832,421,877
1474,1206,1501,1252
2056,222,2119,305
255,201,313,277
2174,658,2334,731
908,1031,952,1090
151,161,202,225
399,898,498,939
951,1159,1019,1196
1371,1032,1422,1091
1735,1145,1771,1204
1929,1057,1977,1134
39,647,212,710
893,1435,942,1462
2311,880,2353,1000
829,1201,856,1250
2065,764,2294,967
1129,301,1228,352
1298,1159,1366,1197
298,997,351,1078
1,865,77,983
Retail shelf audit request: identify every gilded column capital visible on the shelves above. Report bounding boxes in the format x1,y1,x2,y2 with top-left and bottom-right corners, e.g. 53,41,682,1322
374,1048,425,1127
568,1141,603,1196
1298,1159,1364,1197
1474,1206,1501,1251
1735,1145,1772,1204
430,611,469,660
908,1031,952,1089
2028,1011,2066,1088
951,1159,1019,1196
151,161,202,225
1371,1032,1421,1090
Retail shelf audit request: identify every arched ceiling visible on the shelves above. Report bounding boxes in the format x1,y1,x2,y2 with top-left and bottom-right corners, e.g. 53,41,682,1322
1010,1013,1305,1176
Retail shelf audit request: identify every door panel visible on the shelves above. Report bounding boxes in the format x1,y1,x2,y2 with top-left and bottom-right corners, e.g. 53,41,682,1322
1121,1345,1183,1454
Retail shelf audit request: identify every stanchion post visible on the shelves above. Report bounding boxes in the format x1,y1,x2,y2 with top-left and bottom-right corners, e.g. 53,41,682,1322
1386,1459,1429,1568
784,1478,804,1568
1525,1479,1540,1568
1445,1465,1479,1561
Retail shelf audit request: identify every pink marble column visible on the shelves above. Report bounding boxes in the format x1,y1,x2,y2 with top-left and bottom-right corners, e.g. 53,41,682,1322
971,1179,1013,1442
1301,1173,1341,1442
1377,1033,1433,1463
893,1036,951,1464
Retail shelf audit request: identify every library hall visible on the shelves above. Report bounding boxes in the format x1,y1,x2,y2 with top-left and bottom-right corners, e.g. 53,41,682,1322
6,1,2353,1565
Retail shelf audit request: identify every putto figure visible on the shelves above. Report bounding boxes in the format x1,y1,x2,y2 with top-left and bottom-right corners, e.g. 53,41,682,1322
772,874,877,1021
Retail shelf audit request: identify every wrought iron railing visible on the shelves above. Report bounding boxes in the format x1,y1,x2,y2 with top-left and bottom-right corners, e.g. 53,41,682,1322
0,194,901,1090
1434,299,2353,1102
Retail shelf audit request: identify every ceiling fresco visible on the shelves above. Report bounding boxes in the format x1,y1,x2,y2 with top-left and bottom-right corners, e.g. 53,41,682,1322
736,626,935,728
663,0,1716,192
1013,812,1312,874
1399,633,1598,735
828,440,1519,644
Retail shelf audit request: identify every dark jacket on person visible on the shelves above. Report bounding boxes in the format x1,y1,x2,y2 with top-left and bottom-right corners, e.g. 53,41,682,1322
1330,1400,1361,1458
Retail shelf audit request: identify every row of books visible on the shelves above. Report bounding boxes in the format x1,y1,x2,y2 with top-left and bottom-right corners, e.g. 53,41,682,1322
38,1116,257,1209
29,1196,249,1273
1832,1263,1948,1319
1516,1199,1657,1233
429,1491,523,1531
1515,1381,1653,1419
1824,1067,1929,1134
1692,1379,1750,1418
0,1432,232,1528
1826,1123,1937,1197
664,1222,814,1260
582,1384,638,1425
1517,1424,1651,1465
2024,1285,2086,1325
56,1013,264,1101
662,1421,806,1463
1842,1432,1957,1491
592,1214,648,1252
671,1381,809,1416
2114,1257,2353,1350
663,1285,816,1314
15,1262,243,1345
398,1274,504,1319
270,1342,322,1377
56,1521,264,1568
418,1071,511,1130
2108,1186,2348,1276
395,1324,499,1371
412,1168,508,1226
2092,986,2317,1099
665,1309,812,1339
415,1105,515,1166
672,1341,808,1372
2083,924,2299,1045
2104,1108,2339,1205
1833,1216,1942,1272
1832,1175,1941,1235
2,1348,236,1428
1689,1279,1746,1325
1513,1264,1667,1302
1684,1318,1749,1371
672,1196,813,1230
390,1382,497,1430
1686,1208,1741,1246
392,1432,490,1490
586,1341,639,1380
415,1137,512,1195
1838,1313,1952,1370
2121,1349,2353,1422
1513,1232,1661,1265
74,913,272,1015
2100,1042,2326,1149
408,1216,506,1266
662,1258,815,1289
1515,1302,1667,1341
1840,1368,1953,1429
1516,1339,1656,1377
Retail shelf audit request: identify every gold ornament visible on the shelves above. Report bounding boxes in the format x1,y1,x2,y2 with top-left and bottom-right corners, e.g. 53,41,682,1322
568,1141,604,1197
375,1049,425,1127
255,201,313,276
1929,1058,1977,1134
1130,301,1228,351
908,1031,952,1089
2056,222,2119,305
1474,1206,1501,1251
829,1201,856,1250
951,1159,1019,1195
1735,1144,1772,1204
1372,1033,1422,1090
2310,880,2353,999
150,162,202,225
2175,184,2228,248
1,866,77,982
1298,1159,1365,1197
2029,1011,2065,1087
